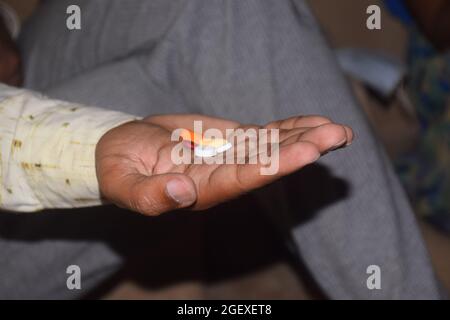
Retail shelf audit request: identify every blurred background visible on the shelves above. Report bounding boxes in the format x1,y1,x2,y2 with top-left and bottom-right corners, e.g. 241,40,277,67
3,0,449,299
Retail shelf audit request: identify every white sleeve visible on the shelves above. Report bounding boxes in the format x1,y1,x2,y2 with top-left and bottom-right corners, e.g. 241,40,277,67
0,84,138,212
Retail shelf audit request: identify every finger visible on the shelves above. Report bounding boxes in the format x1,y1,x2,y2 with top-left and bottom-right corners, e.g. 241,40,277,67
111,172,197,216
284,123,349,153
265,115,332,130
279,127,309,143
343,125,354,145
146,114,240,132
195,141,320,209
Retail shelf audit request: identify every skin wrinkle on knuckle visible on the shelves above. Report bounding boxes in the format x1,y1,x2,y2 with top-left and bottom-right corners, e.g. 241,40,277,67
131,177,170,215
134,193,165,216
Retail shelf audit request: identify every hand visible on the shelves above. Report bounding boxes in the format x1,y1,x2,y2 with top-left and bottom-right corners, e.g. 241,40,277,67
0,17,21,86
96,114,353,216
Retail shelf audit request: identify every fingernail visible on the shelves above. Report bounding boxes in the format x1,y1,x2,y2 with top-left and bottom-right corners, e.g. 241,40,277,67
166,179,196,206
331,139,347,150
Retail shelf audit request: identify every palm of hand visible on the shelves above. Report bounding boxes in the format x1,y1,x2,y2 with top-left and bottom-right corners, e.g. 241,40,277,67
96,114,353,215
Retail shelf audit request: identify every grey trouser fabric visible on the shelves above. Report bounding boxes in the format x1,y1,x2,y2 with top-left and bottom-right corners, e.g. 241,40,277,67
0,0,442,299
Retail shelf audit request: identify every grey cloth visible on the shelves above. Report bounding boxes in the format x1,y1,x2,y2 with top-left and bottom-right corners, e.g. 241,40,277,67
0,0,441,299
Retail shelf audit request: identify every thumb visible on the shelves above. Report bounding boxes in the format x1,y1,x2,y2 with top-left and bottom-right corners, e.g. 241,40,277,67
119,173,197,216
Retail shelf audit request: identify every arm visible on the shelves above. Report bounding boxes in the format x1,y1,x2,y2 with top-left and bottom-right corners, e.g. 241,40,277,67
0,84,354,215
0,84,137,211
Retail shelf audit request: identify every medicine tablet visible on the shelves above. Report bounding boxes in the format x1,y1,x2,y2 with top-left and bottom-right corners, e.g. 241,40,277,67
215,142,232,153
194,141,232,158
194,145,218,158
182,130,233,158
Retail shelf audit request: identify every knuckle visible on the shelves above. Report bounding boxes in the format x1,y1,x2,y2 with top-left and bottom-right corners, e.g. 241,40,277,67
132,183,179,216
132,193,162,216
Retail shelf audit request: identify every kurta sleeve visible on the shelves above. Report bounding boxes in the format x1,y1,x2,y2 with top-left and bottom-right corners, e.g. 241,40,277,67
0,84,138,212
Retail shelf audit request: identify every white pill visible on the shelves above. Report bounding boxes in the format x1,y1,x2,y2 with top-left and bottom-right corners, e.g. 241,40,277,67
194,145,218,158
194,142,232,158
215,142,232,153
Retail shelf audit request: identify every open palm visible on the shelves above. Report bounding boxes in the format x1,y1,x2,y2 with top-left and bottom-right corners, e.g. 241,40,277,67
96,114,353,215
